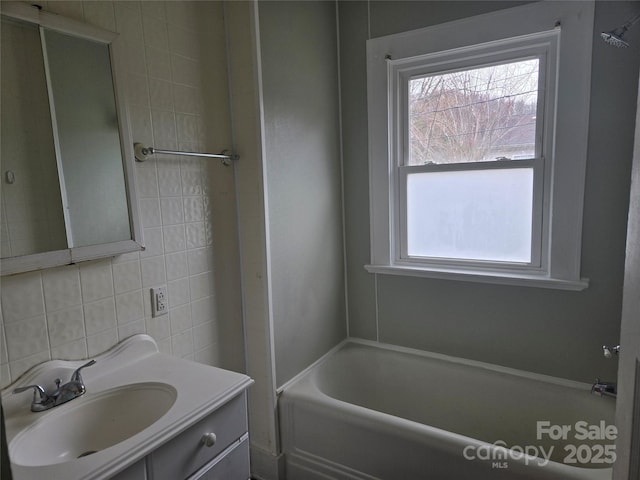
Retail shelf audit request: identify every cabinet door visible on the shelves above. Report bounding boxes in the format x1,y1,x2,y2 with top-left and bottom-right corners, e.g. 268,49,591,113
147,393,248,480
190,436,250,480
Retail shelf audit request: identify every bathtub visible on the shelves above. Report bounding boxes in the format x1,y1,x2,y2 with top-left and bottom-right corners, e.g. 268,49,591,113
279,341,615,480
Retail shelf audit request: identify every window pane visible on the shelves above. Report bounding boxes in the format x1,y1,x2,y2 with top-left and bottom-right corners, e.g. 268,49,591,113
406,168,534,262
408,59,539,165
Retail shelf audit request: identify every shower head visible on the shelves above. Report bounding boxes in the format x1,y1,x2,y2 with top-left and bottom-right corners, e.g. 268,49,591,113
601,31,630,48
601,12,640,48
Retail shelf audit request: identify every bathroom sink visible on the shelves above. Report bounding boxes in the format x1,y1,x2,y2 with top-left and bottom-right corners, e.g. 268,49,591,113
9,382,177,466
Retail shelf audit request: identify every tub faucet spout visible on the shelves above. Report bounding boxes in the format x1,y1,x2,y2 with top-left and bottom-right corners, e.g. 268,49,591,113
591,378,616,398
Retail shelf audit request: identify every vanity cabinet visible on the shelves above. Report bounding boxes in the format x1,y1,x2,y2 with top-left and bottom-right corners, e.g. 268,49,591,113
110,461,146,480
3,335,254,480
111,392,250,480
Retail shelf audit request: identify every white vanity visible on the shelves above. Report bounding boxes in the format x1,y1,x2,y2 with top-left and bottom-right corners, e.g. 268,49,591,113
1,335,253,480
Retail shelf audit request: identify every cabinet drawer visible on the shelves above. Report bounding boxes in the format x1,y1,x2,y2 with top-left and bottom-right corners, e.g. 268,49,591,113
147,393,248,480
189,435,250,480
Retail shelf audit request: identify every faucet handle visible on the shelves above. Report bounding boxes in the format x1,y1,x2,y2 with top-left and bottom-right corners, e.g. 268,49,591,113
70,359,96,384
602,345,620,358
13,385,47,402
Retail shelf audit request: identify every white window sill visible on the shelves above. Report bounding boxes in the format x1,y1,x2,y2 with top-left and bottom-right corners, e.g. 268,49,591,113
364,264,589,291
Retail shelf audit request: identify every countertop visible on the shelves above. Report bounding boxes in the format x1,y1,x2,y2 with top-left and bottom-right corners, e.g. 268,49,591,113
1,334,253,480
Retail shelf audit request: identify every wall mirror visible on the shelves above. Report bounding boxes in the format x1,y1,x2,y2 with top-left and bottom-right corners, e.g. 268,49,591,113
0,2,143,276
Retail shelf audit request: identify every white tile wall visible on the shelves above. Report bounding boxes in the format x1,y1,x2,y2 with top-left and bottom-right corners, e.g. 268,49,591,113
0,0,243,388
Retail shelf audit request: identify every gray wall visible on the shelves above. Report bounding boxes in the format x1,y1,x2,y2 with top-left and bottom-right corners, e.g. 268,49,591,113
258,1,347,387
339,0,640,383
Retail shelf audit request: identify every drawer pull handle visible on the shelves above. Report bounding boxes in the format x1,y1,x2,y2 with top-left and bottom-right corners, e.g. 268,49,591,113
201,432,217,447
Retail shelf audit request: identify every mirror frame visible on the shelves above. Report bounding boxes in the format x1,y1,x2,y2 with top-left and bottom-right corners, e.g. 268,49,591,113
0,2,144,276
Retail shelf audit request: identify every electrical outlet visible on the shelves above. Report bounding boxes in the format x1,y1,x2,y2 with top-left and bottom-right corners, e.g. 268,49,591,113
151,286,167,317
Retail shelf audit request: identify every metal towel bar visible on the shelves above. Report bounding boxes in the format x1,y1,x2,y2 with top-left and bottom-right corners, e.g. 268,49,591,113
134,143,239,166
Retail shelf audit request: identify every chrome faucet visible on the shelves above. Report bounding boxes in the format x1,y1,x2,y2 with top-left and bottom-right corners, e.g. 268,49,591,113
591,378,617,398
13,360,96,412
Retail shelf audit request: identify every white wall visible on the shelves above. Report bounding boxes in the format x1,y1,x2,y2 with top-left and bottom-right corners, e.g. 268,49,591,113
613,62,640,480
226,2,347,477
258,0,346,389
0,0,244,387
226,2,282,477
339,0,640,383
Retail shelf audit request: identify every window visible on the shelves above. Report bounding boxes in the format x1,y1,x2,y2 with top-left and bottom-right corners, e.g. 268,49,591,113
366,2,595,289
402,55,544,266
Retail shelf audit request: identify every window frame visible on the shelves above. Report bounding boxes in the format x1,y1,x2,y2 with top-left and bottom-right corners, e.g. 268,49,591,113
365,1,594,290
394,40,553,272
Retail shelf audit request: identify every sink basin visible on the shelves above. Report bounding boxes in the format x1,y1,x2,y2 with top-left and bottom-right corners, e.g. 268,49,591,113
9,382,177,466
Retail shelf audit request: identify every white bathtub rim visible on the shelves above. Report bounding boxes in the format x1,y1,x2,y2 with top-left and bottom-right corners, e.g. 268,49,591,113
350,338,599,390
280,337,598,395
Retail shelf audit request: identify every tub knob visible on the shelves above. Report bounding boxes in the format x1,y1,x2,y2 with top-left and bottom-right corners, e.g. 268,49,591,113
602,345,620,358
201,432,217,447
